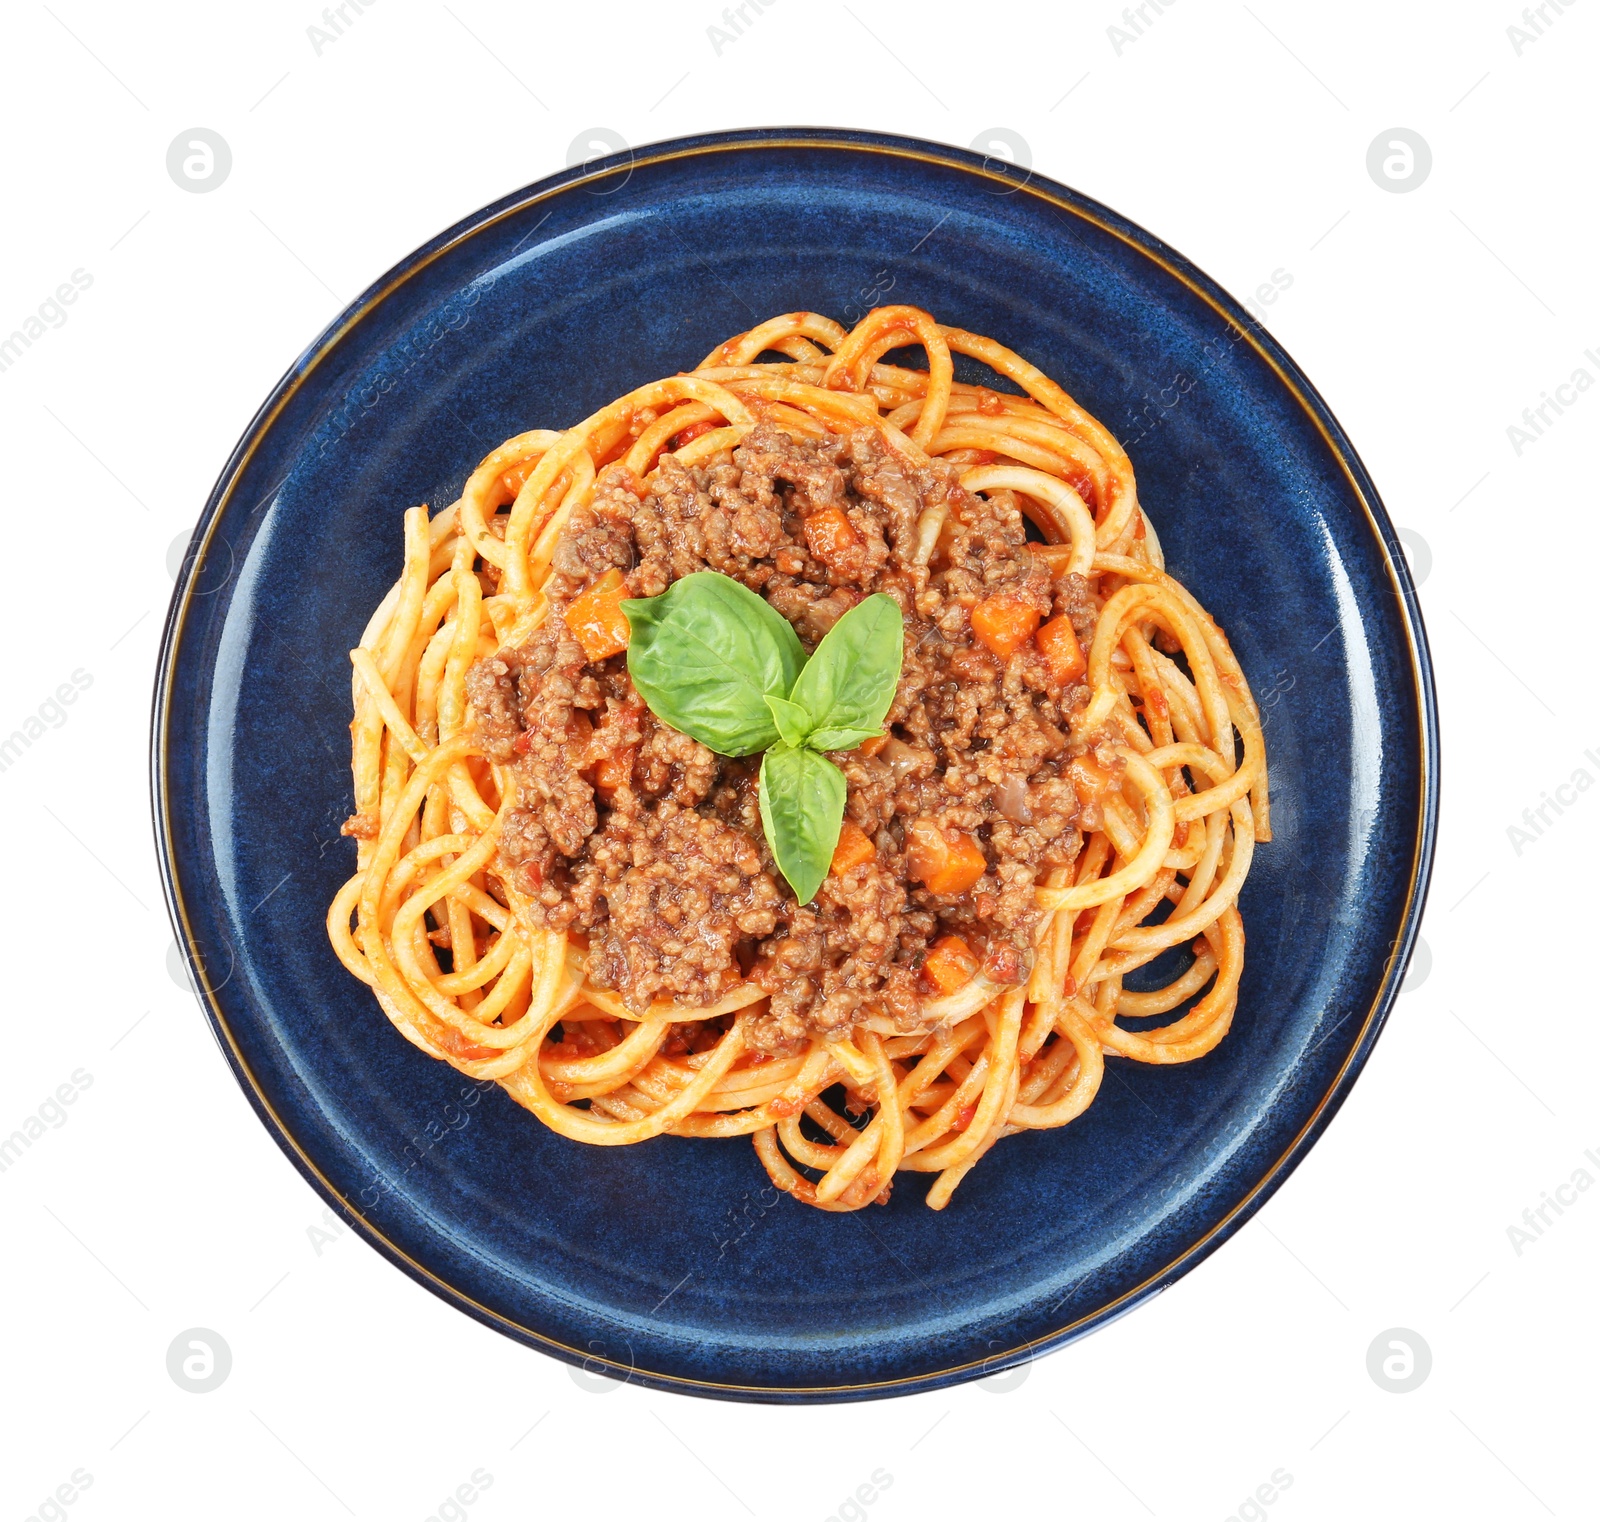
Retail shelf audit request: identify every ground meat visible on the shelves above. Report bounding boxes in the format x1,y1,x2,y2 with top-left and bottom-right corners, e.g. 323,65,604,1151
849,428,942,571
572,797,782,1013
471,617,599,911
466,422,1107,1051
634,717,718,806
464,648,529,765
746,858,922,1050
549,501,634,583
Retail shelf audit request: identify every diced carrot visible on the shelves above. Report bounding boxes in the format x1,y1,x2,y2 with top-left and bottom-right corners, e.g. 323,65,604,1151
923,934,979,994
905,818,988,896
858,733,889,757
803,505,860,572
970,592,1041,660
1068,754,1116,810
830,820,876,875
564,569,631,661
590,746,636,796
1036,615,1086,684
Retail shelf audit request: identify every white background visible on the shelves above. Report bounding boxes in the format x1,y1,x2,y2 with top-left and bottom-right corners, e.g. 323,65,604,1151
1,2,1594,1518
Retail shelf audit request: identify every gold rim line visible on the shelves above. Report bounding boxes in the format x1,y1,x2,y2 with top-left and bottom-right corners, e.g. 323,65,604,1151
153,132,1438,1398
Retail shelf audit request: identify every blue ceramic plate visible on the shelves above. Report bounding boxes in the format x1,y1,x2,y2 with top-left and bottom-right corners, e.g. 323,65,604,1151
154,129,1437,1401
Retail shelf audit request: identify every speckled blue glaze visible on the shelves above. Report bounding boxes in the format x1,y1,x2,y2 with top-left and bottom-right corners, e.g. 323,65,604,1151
153,129,1437,1402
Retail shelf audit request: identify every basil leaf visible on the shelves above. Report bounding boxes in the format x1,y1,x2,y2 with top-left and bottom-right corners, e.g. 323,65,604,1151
765,694,814,750
808,725,884,753
623,572,806,757
785,593,903,743
758,743,846,905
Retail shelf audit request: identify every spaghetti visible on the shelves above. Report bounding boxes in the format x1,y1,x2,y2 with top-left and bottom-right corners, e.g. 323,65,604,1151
327,306,1269,1212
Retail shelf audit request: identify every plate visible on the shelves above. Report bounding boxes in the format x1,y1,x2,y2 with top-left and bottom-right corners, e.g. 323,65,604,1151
154,128,1438,1401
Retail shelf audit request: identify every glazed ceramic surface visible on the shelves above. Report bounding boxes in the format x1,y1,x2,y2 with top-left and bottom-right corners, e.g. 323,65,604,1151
154,129,1437,1401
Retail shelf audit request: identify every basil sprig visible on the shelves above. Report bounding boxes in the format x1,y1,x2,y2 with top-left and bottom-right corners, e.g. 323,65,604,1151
777,592,903,752
622,572,805,757
757,743,848,906
623,574,903,903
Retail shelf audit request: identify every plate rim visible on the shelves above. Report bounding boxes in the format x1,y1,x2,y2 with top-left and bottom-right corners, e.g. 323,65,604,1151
150,125,1440,1403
